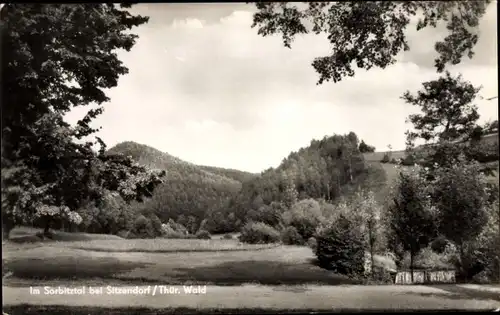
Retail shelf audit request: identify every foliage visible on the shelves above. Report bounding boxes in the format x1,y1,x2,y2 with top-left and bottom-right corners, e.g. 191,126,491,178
400,154,416,166
252,2,491,83
432,160,495,281
281,199,324,240
315,214,366,276
431,235,452,254
280,226,304,245
307,237,317,251
222,233,233,240
432,157,489,250
354,190,383,275
108,142,251,230
388,168,437,276
367,266,394,285
195,229,211,240
238,221,281,244
359,140,375,153
380,153,390,164
229,133,367,225
404,71,481,146
401,246,456,270
1,4,166,236
132,215,155,239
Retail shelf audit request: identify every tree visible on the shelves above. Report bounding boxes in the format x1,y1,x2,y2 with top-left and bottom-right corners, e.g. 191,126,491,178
432,156,489,280
1,4,165,237
355,191,382,277
186,215,198,234
359,140,375,153
403,71,481,145
388,169,437,282
252,1,491,84
315,214,366,276
401,71,496,176
281,199,323,240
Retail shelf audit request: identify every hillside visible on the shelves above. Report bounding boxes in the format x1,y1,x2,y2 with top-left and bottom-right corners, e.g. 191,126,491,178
211,132,390,226
363,132,499,187
107,141,257,225
107,142,250,189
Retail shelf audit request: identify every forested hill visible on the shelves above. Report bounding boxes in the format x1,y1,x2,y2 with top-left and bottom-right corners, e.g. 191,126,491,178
106,141,257,225
208,132,387,232
107,141,256,188
106,134,383,234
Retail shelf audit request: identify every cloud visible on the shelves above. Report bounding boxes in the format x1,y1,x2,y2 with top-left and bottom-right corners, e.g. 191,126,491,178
64,3,498,173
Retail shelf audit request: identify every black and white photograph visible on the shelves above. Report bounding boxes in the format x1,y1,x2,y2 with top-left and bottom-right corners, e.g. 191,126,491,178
1,2,499,314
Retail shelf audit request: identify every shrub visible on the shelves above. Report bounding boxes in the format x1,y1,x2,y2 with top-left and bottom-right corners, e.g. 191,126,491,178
315,215,366,276
400,154,416,166
239,221,280,244
401,246,456,270
281,199,324,240
431,236,450,254
380,153,390,163
124,231,137,239
117,230,132,239
367,266,394,284
307,237,317,251
133,215,155,238
195,229,211,240
390,158,398,164
281,226,304,245
222,233,233,240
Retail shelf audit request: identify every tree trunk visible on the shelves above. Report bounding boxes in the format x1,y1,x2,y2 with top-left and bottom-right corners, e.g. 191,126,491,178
326,182,330,201
44,219,52,238
2,223,12,241
459,243,467,282
410,251,414,283
348,159,353,183
368,221,375,277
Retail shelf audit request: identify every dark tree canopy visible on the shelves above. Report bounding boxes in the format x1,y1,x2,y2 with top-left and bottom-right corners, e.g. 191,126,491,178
1,4,165,235
359,140,376,153
403,71,481,144
252,1,491,84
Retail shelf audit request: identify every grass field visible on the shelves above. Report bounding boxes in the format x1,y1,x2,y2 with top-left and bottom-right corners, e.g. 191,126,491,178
3,227,364,288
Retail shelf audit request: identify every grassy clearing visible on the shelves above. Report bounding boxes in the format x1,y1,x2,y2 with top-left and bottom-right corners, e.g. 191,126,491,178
2,242,359,287
55,238,278,253
8,226,123,243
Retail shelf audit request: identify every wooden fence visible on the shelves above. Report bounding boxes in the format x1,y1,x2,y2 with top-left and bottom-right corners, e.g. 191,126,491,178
394,269,456,284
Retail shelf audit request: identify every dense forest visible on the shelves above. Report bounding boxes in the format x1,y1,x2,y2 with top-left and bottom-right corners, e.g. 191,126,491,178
64,132,381,236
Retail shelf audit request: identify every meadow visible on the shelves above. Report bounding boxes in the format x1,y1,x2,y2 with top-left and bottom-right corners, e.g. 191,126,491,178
3,226,401,289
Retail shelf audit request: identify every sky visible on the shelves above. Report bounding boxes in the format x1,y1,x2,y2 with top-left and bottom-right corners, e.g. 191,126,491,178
65,3,498,173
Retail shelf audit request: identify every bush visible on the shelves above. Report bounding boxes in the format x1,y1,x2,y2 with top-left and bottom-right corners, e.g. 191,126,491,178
315,215,366,276
239,221,280,244
307,237,317,251
281,226,304,245
281,199,324,240
380,153,390,163
117,230,132,239
367,266,394,284
222,233,233,240
390,158,398,164
401,246,456,270
195,229,211,240
400,154,416,166
133,215,155,238
431,236,450,254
